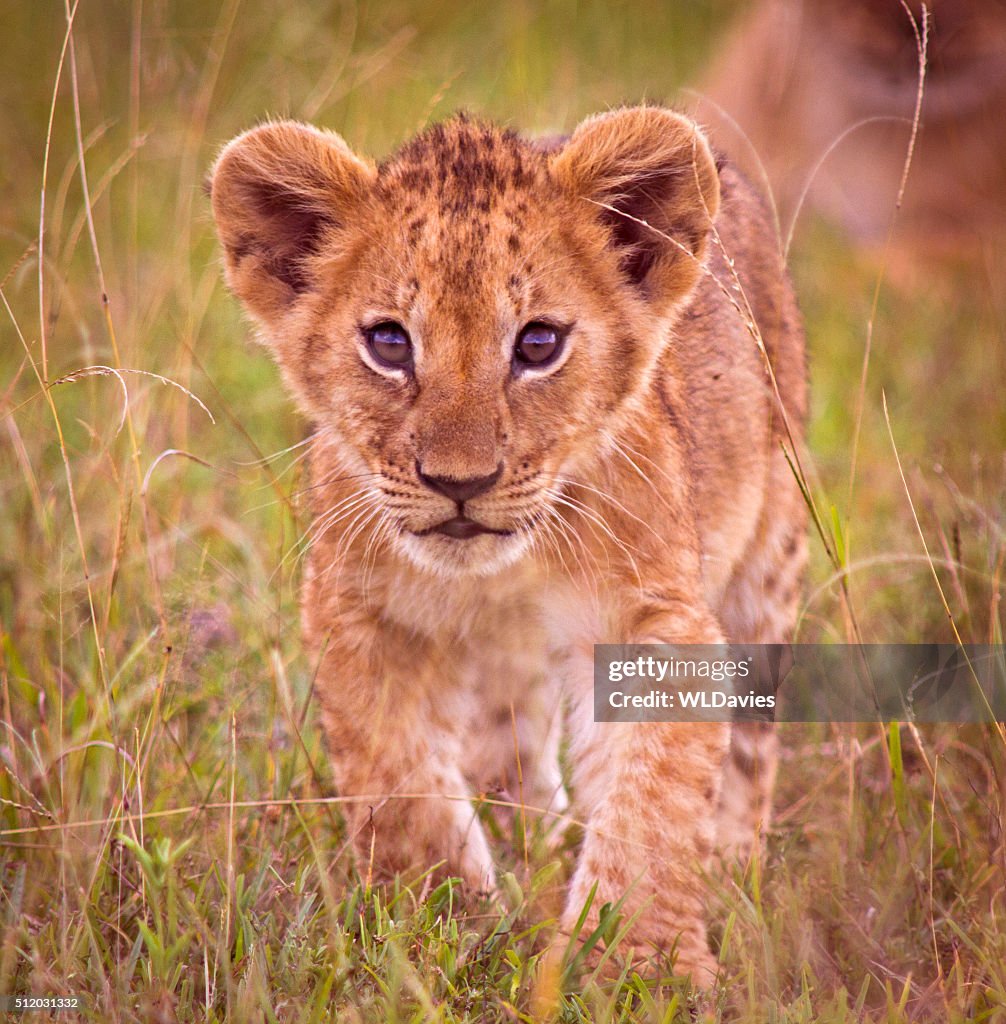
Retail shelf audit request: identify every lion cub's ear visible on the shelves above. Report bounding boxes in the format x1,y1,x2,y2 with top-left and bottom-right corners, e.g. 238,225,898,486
550,106,720,306
210,121,375,326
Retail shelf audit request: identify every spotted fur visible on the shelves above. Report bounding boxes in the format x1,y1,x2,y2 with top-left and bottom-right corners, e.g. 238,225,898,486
210,106,807,982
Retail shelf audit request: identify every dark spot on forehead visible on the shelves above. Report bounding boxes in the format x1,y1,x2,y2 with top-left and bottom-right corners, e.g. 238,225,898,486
377,113,549,219
407,217,426,243
529,282,553,308
396,166,434,194
401,276,421,302
505,206,527,231
507,232,521,254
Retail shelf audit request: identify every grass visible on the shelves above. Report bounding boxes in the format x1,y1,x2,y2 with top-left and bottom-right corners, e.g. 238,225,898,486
1,1,1004,1020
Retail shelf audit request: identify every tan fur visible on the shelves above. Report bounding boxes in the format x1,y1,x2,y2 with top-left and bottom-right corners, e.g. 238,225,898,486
698,0,1006,285
209,107,807,982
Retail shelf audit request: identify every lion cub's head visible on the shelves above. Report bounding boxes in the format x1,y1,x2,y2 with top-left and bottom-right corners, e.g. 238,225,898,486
210,107,719,577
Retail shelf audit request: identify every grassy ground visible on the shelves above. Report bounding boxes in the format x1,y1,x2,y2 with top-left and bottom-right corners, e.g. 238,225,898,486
1,2,1004,1021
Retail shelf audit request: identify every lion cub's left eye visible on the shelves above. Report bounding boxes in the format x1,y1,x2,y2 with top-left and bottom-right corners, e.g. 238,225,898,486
365,321,413,369
514,322,563,368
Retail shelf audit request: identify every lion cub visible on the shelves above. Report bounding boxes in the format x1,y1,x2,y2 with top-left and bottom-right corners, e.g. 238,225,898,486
210,107,806,981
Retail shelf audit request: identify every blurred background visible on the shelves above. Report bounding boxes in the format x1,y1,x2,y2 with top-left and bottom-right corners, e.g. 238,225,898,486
1,2,1004,1020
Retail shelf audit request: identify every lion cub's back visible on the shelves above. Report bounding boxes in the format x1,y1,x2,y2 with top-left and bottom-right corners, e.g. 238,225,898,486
665,162,807,599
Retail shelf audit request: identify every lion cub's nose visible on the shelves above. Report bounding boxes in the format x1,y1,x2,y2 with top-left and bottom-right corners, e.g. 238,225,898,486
416,461,503,503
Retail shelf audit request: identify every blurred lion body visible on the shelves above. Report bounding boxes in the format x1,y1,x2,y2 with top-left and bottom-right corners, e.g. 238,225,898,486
210,108,806,980
700,0,1006,285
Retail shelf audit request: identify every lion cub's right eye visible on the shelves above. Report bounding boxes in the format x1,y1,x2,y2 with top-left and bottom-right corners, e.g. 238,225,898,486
364,321,413,370
513,321,564,370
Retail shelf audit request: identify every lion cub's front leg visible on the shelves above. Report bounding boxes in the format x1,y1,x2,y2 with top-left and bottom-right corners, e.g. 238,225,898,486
311,612,494,891
560,601,729,982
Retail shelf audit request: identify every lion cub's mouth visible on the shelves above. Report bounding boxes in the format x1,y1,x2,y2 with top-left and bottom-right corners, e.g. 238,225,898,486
416,516,514,540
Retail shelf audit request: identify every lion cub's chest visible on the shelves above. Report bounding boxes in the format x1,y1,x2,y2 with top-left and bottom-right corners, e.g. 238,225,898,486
375,558,585,702
382,558,546,648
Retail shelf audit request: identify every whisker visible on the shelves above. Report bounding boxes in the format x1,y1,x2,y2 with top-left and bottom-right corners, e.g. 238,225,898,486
601,430,680,501
361,511,394,604
543,503,604,597
554,473,667,546
327,504,386,590
288,470,384,501
233,428,324,467
243,471,383,516
276,489,381,579
526,511,559,582
546,487,643,589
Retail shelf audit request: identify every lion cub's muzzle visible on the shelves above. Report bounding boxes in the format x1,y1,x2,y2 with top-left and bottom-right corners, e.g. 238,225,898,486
413,460,513,539
415,460,503,503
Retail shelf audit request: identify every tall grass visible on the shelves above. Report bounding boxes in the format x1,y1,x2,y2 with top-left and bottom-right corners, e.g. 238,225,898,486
0,2,1004,1020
